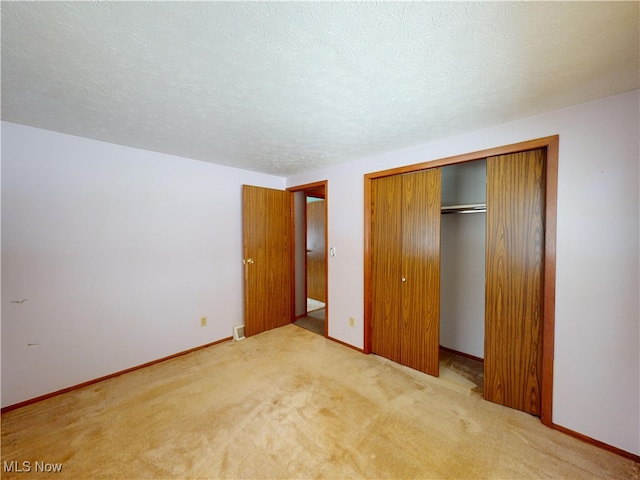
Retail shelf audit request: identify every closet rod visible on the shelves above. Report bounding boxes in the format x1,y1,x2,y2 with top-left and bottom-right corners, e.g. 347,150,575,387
441,203,486,215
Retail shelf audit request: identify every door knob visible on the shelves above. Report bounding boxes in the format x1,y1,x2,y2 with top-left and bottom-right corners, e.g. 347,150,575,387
401,277,406,282
244,258,255,265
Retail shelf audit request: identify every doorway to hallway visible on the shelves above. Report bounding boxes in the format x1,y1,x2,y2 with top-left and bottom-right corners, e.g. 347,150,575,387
288,181,328,337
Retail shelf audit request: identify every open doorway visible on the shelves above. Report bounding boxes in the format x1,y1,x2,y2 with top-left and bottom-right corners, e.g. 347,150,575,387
439,159,487,396
288,181,328,337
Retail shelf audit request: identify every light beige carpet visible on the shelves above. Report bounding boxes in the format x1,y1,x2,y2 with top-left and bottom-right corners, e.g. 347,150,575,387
2,324,638,479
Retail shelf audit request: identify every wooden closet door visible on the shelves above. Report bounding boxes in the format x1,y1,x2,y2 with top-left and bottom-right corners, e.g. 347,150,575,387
370,175,403,364
485,149,545,415
401,169,441,376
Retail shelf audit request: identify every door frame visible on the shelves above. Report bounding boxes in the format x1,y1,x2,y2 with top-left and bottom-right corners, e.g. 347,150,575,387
363,136,558,427
287,180,329,337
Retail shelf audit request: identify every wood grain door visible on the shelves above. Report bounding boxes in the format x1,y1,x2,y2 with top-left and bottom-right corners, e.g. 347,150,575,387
242,185,292,337
485,149,545,415
371,174,403,364
306,199,326,302
370,169,441,376
401,169,441,376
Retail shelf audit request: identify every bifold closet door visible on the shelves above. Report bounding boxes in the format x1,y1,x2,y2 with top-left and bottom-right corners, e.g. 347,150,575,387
485,149,545,415
371,169,441,376
401,169,441,376
371,174,403,364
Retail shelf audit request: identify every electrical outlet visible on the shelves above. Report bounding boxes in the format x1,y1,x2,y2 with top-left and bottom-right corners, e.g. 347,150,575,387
349,316,355,327
200,316,207,327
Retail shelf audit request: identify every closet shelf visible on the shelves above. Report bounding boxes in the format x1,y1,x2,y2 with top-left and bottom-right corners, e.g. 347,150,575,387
441,203,486,214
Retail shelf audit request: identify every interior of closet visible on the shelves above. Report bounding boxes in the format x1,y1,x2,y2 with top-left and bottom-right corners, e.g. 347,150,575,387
439,159,486,394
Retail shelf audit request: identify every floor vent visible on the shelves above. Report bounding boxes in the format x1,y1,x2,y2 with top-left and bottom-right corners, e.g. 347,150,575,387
233,325,245,341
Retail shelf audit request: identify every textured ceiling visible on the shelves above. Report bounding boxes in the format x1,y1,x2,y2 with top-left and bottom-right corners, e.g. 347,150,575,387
2,2,638,176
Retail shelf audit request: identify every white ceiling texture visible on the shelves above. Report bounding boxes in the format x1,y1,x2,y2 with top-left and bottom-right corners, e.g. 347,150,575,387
2,1,638,176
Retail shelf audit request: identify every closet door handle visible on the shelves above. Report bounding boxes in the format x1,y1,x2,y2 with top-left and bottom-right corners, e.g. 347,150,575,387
401,277,406,282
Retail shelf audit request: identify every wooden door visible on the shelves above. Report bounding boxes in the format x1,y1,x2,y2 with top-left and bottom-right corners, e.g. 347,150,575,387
242,185,292,337
370,170,441,376
401,169,441,376
485,149,545,415
306,199,326,302
371,174,403,364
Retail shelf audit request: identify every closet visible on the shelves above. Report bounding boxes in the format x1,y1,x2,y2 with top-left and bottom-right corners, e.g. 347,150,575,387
368,147,546,417
440,159,486,362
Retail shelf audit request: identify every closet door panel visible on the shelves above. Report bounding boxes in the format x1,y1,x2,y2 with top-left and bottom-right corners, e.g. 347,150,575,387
485,149,545,415
401,169,441,376
371,175,403,363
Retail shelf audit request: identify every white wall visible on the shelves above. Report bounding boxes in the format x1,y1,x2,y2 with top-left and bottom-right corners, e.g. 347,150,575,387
287,90,640,455
1,122,285,408
440,213,486,358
